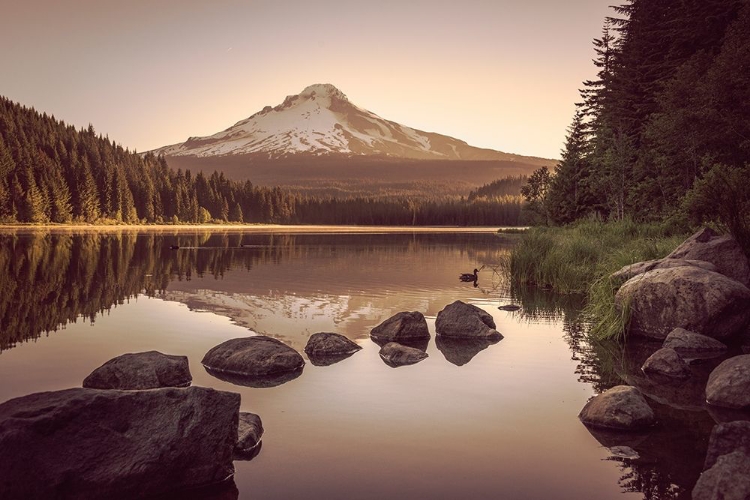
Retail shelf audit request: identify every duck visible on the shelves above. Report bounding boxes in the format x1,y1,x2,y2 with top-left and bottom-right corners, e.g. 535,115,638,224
170,245,179,250
459,269,480,281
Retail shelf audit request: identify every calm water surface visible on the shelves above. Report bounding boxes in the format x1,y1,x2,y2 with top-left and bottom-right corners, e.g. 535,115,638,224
0,229,713,499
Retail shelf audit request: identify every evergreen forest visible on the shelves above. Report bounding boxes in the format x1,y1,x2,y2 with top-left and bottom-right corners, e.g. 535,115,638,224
526,0,750,247
0,96,525,227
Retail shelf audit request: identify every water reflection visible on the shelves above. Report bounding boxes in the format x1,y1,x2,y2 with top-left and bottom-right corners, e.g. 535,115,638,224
435,336,501,366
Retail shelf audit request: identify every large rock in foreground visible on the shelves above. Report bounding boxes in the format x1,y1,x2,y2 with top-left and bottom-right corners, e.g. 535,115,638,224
435,301,502,338
662,328,728,358
578,385,655,431
379,342,428,367
692,451,750,500
304,332,361,366
370,312,430,343
202,336,304,379
82,351,192,390
0,386,239,499
706,355,750,409
615,266,750,340
667,227,750,287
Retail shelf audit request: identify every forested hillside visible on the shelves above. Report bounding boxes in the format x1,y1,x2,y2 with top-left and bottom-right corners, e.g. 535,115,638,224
532,0,749,244
0,96,524,226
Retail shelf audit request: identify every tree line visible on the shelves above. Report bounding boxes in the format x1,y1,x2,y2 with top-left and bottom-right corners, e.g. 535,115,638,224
0,96,526,227
523,0,750,247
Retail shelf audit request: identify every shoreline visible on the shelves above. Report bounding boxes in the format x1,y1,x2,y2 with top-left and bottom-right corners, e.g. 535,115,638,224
0,224,508,234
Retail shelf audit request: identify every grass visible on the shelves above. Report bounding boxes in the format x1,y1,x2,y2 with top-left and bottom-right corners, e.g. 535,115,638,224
508,218,689,341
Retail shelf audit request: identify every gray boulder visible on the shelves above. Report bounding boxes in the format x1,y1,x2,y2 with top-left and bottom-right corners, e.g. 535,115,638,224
667,227,750,287
641,348,691,381
611,258,717,283
578,385,655,431
379,342,428,367
704,421,750,469
82,351,191,390
436,301,502,338
202,336,304,379
235,412,263,459
706,354,750,409
0,386,239,499
615,266,750,340
692,451,750,500
304,332,361,366
370,311,430,343
662,328,728,358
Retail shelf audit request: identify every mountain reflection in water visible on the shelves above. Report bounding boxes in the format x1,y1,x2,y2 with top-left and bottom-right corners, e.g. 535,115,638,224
0,228,731,499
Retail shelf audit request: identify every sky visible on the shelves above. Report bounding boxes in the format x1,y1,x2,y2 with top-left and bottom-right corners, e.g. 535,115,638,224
1,0,614,160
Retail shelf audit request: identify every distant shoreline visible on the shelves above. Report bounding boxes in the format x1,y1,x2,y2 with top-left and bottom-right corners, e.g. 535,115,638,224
0,224,507,234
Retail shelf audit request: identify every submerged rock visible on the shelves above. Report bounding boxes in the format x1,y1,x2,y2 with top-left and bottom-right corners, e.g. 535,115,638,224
379,342,428,367
435,301,502,338
667,227,750,287
202,336,305,378
370,312,430,343
0,386,239,500
436,335,500,366
498,304,521,311
615,266,750,340
578,385,655,431
235,412,264,460
641,348,691,381
304,333,361,366
82,351,192,390
704,421,750,470
662,328,728,359
692,451,750,500
706,354,750,409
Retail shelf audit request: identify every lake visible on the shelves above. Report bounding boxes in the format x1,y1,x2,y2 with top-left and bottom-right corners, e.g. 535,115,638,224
0,228,714,499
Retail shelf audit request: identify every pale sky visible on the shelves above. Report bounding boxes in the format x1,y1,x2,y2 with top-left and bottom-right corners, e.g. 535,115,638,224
1,0,614,159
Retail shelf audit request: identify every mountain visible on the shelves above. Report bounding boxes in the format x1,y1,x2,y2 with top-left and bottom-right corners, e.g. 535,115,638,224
152,84,555,198
152,83,545,163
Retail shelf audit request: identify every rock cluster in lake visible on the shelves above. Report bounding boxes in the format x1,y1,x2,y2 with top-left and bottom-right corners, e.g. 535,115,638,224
379,341,428,367
304,332,362,366
693,421,750,499
578,385,655,431
436,300,503,338
0,348,269,499
370,311,430,343
202,336,305,386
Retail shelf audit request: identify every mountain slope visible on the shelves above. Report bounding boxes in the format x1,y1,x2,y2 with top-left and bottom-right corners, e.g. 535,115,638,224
152,83,548,163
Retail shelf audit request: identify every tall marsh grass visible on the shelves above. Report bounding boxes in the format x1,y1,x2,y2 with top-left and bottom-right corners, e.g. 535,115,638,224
509,219,689,340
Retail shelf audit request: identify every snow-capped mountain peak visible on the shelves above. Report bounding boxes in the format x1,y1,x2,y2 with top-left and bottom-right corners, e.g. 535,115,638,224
151,83,515,161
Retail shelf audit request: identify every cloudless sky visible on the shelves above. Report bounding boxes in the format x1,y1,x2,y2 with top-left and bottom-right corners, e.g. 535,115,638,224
1,0,614,159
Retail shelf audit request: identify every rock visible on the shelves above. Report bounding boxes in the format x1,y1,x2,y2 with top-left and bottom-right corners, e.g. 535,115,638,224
202,336,305,379
704,421,750,469
662,328,728,359
498,304,521,311
370,312,430,343
667,227,750,287
304,332,361,366
578,385,655,431
611,258,717,283
204,366,303,388
706,354,750,409
379,342,428,367
82,351,192,390
435,336,500,366
615,266,750,340
692,451,750,500
435,301,502,338
641,348,691,381
235,412,263,459
0,386,239,499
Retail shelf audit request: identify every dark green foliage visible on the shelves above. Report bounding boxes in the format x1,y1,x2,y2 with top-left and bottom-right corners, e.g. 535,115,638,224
683,163,750,256
538,0,749,225
467,175,527,201
520,167,551,224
